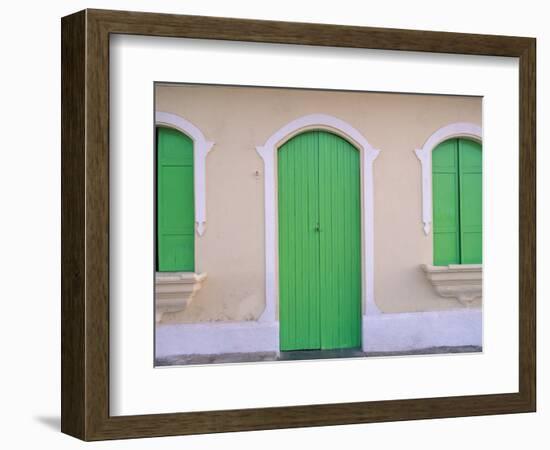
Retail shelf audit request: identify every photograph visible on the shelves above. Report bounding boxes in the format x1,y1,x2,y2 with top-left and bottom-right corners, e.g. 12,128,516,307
153,83,483,366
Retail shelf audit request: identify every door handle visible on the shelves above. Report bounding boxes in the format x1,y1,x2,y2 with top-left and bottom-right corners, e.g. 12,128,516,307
314,223,321,232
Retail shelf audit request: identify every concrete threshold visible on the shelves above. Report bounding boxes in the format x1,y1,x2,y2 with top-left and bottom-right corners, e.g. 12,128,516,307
155,345,481,367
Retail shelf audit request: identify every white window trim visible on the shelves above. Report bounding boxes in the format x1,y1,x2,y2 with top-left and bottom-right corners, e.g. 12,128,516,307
155,111,215,236
414,122,482,235
256,113,381,323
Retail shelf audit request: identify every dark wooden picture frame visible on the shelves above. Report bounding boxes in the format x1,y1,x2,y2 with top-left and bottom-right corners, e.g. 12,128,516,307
61,9,536,441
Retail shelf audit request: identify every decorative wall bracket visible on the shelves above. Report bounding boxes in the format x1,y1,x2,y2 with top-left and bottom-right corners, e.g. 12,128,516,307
155,272,207,322
421,264,482,306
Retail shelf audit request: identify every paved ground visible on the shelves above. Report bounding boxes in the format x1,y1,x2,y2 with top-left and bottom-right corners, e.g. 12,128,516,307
156,345,482,367
365,345,481,357
156,352,278,366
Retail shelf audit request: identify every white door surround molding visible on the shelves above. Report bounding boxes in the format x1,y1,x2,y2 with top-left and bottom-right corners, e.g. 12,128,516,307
414,122,482,235
256,113,382,326
156,111,215,236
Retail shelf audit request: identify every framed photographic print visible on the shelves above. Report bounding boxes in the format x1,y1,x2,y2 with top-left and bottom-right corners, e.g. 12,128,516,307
61,9,536,440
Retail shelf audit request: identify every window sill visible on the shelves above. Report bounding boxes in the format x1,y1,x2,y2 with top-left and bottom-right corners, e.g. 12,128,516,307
155,272,207,322
421,264,482,306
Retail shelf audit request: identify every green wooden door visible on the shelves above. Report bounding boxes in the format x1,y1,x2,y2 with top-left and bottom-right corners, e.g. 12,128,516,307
278,130,361,351
432,138,482,265
157,127,195,272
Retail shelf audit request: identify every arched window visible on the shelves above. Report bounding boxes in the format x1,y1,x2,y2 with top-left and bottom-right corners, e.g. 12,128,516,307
432,138,482,265
154,113,212,321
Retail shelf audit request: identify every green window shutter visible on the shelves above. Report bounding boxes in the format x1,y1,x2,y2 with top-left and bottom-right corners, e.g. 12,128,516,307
458,139,482,264
432,139,461,265
157,127,195,272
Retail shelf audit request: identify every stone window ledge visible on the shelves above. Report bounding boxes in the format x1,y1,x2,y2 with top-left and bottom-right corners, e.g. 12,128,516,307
421,264,482,306
155,272,207,323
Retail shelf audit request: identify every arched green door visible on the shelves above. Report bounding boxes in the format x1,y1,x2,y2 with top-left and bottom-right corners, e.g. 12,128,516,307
278,130,362,351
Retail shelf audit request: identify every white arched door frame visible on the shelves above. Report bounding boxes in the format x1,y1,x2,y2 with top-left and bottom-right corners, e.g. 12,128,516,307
155,111,215,236
415,122,482,235
256,114,381,324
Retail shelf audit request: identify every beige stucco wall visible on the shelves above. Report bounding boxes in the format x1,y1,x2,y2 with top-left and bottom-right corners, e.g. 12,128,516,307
156,84,482,323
